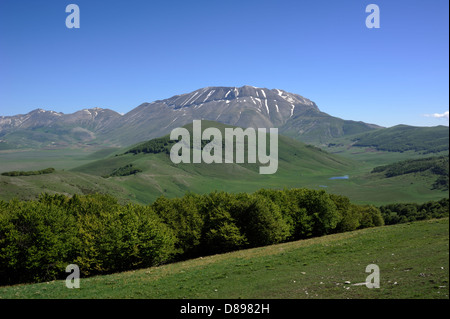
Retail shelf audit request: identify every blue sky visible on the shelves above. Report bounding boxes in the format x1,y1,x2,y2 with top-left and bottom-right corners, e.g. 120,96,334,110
0,0,448,127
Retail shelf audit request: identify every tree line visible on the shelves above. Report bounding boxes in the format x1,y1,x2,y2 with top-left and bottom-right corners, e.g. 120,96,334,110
379,198,448,225
1,167,55,177
0,189,447,286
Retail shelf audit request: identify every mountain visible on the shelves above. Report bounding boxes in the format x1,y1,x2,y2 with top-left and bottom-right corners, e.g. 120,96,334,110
0,86,381,148
0,108,122,149
105,85,381,146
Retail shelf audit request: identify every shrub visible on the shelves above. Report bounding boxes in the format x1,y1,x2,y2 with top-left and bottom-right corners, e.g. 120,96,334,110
286,189,340,238
151,194,204,258
0,194,177,284
357,205,384,228
72,199,176,275
231,193,290,247
329,194,361,232
197,191,246,254
0,199,78,285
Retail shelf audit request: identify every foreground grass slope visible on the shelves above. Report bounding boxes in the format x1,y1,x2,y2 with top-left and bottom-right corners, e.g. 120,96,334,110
1,218,448,299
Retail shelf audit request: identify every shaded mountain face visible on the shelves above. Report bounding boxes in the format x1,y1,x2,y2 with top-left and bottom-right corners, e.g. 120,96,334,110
0,86,381,148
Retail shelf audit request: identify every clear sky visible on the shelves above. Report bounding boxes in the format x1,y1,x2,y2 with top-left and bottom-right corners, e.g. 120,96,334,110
0,0,448,127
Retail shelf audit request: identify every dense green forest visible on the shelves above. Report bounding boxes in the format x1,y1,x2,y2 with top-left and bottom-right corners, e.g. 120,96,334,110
1,167,55,177
0,188,447,286
372,155,449,189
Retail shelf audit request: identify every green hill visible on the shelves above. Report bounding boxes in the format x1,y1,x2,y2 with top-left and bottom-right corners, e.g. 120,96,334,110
71,121,355,203
372,155,449,190
352,125,449,154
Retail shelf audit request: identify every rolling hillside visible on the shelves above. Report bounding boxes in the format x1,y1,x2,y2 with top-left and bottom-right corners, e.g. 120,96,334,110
322,125,449,166
351,125,449,153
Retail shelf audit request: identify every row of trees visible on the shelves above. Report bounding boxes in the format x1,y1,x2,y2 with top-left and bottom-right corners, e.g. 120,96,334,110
150,189,385,258
380,198,448,225
0,188,446,286
1,167,55,177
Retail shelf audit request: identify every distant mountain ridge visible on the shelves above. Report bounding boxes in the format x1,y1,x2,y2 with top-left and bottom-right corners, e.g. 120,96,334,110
0,85,411,150
0,107,122,148
0,107,121,131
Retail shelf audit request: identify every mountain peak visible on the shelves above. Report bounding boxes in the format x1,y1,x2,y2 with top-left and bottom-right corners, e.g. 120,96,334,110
159,86,318,115
30,108,61,115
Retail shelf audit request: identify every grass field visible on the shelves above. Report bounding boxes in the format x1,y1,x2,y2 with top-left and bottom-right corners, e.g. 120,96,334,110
1,218,447,299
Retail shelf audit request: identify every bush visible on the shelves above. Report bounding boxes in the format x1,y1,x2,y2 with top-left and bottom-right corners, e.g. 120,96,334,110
0,194,177,285
329,194,361,232
285,189,340,238
197,191,246,254
71,198,176,275
357,205,384,228
231,193,290,247
0,199,78,285
151,194,204,258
